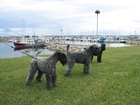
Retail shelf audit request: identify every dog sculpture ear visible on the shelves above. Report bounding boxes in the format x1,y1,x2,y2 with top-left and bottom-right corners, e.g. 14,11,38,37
57,51,67,66
61,53,67,66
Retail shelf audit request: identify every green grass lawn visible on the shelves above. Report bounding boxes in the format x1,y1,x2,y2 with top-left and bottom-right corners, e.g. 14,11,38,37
0,46,140,105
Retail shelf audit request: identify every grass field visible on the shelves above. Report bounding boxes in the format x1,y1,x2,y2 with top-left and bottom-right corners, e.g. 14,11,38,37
0,46,140,105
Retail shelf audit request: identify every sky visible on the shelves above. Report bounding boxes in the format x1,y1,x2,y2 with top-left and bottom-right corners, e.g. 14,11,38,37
0,0,140,36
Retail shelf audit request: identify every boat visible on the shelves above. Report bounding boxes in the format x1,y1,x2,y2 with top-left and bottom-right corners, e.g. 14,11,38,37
14,36,34,46
14,45,46,51
13,36,46,48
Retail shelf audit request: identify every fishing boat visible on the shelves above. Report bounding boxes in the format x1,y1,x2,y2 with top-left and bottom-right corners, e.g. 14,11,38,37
13,40,35,47
13,36,46,48
14,36,34,47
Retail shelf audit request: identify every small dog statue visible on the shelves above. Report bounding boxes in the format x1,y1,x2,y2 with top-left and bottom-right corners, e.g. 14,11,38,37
64,44,101,76
91,43,106,63
26,51,67,90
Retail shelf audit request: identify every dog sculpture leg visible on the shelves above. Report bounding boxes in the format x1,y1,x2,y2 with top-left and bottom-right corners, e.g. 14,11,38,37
36,70,43,82
97,51,103,62
91,54,94,62
52,75,57,87
51,69,57,87
46,74,53,90
64,60,75,76
26,65,37,85
83,64,90,74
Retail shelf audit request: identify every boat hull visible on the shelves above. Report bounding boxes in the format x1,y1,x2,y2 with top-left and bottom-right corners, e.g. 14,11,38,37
14,42,27,47
14,42,46,49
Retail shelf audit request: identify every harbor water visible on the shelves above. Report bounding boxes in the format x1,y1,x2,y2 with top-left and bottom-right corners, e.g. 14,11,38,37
0,43,54,58
0,42,131,58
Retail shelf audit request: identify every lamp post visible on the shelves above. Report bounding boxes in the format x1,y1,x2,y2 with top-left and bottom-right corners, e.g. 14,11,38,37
60,29,63,43
95,10,100,35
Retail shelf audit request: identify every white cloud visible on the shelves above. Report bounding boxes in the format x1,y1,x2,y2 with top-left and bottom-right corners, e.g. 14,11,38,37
0,0,140,36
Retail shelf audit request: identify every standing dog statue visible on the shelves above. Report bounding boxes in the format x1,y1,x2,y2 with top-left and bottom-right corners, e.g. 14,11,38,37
64,44,101,76
26,51,67,90
91,43,106,63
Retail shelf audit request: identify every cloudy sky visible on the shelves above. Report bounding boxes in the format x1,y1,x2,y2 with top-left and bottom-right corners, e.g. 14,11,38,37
0,0,140,36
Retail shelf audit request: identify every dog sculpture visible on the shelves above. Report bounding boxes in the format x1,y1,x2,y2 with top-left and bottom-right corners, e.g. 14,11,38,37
26,51,67,90
91,43,106,63
64,44,101,76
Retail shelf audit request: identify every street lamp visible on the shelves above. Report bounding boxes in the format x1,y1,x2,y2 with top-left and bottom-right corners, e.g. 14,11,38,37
95,10,100,35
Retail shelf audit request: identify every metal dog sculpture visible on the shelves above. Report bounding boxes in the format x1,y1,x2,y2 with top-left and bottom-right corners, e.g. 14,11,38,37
26,51,67,90
64,44,101,76
91,43,106,63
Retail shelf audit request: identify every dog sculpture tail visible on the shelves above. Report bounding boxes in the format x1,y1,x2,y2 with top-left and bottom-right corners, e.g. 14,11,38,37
67,44,70,52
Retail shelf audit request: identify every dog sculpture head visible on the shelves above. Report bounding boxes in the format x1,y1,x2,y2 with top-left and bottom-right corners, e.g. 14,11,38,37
101,43,106,51
56,51,67,66
85,44,101,56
